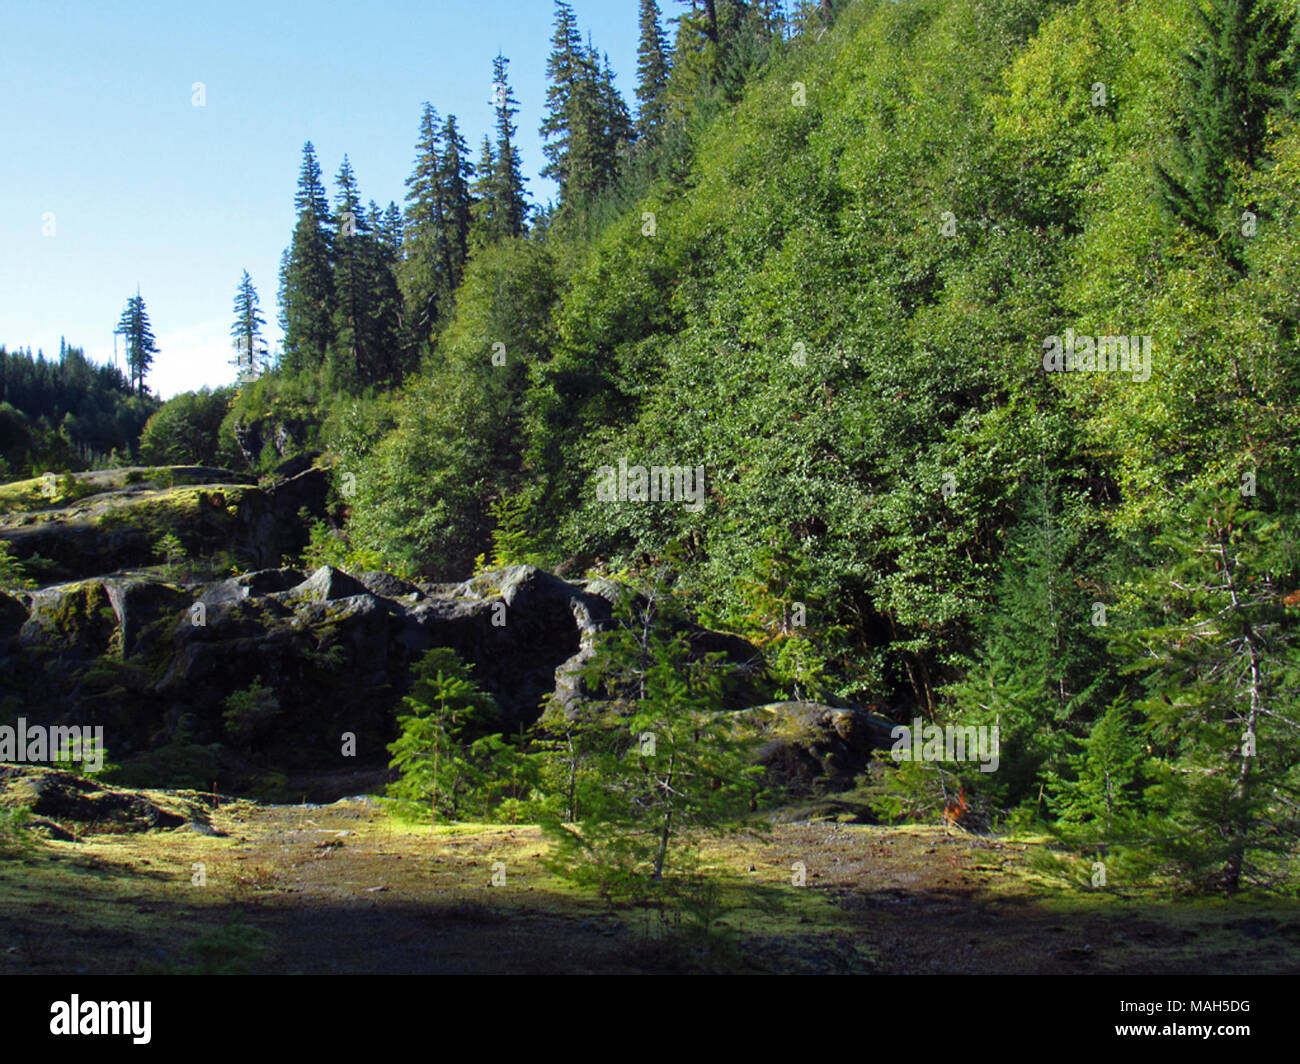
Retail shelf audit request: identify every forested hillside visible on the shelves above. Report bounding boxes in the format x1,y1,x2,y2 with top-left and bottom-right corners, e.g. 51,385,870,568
0,344,157,477
4,0,1298,911
236,0,1300,894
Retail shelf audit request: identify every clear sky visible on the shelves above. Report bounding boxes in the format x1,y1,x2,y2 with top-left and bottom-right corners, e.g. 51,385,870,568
1,0,647,398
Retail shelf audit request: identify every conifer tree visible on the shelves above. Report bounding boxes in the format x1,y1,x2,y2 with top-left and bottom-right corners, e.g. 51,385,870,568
1052,698,1150,838
439,114,475,293
596,49,633,165
275,247,291,337
945,475,1117,809
489,53,529,239
541,1,586,193
635,0,672,141
1116,494,1300,894
666,0,722,114
401,103,450,354
565,48,609,210
230,270,266,383
328,155,369,388
381,201,403,255
542,581,764,891
366,199,406,381
541,6,632,217
279,142,336,373
397,107,470,353
470,135,500,244
320,168,405,388
115,291,159,396
1156,0,1297,251
387,647,501,823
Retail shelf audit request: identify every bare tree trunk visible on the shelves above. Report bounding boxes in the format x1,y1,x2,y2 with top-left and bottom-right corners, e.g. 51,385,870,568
566,731,577,823
652,749,677,879
1219,531,1263,895
432,736,440,826
652,805,674,880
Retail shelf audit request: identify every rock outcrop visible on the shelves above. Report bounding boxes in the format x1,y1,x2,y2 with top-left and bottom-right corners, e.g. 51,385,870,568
0,764,201,832
731,701,898,794
1,563,765,796
0,464,328,583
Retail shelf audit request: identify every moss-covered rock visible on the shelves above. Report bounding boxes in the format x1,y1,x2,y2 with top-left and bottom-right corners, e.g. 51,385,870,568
0,764,199,831
731,702,897,797
19,581,120,652
0,465,326,583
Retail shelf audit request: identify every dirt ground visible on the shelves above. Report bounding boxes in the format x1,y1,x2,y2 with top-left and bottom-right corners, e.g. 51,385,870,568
3,793,1298,974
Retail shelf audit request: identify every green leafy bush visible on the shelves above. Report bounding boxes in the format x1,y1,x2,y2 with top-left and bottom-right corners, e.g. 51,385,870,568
0,542,35,591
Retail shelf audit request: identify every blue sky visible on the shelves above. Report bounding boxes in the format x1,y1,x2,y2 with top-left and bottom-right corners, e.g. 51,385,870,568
1,0,647,398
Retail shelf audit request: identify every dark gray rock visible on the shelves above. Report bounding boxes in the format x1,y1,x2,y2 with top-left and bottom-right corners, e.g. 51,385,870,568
2,561,768,794
355,571,423,600
0,765,190,830
0,591,27,643
284,566,370,603
732,702,897,795
272,451,322,480
103,579,192,656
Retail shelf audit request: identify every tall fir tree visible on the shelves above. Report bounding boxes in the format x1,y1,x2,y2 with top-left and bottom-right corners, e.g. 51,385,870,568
439,114,475,295
635,0,672,141
366,198,406,381
470,135,500,244
279,142,336,373
595,49,631,164
596,49,633,167
381,201,404,255
540,6,631,218
275,246,291,337
401,103,451,356
667,0,775,113
1156,0,1297,254
485,53,529,240
230,270,266,383
328,155,370,388
115,290,158,396
541,1,586,193
667,0,722,116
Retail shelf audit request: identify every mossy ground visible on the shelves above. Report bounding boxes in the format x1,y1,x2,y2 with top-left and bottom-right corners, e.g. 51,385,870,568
2,797,1296,974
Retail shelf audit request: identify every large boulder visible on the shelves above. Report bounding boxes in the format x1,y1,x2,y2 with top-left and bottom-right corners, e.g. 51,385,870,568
104,579,194,656
19,581,120,652
0,765,197,831
199,567,305,612
232,466,330,569
732,702,897,796
281,566,370,604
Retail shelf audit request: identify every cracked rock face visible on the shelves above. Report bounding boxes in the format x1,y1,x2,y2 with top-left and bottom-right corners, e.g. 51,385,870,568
2,560,891,801
0,564,763,789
